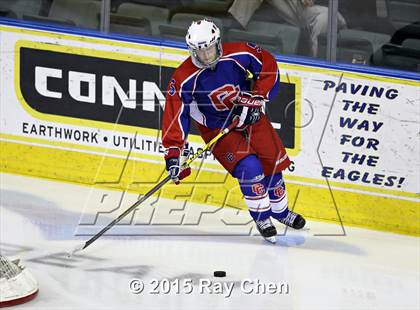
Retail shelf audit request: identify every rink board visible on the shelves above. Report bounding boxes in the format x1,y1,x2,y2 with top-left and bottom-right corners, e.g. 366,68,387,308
0,23,419,235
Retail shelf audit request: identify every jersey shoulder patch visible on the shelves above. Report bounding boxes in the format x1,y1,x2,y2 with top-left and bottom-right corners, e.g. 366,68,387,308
246,42,262,53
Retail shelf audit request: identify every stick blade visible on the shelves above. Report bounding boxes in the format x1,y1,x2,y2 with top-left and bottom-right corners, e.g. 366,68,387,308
67,243,85,258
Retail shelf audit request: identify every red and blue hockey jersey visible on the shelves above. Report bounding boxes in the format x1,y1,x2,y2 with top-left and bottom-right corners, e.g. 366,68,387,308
162,42,280,149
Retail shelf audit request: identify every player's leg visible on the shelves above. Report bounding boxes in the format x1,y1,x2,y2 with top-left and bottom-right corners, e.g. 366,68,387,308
247,114,292,173
232,155,277,242
248,115,306,229
196,123,277,242
265,173,305,229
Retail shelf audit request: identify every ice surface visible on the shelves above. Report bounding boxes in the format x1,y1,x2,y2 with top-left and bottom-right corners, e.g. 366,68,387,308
1,173,419,310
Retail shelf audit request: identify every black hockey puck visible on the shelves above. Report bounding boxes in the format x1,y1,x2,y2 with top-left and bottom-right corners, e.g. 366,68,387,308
213,271,226,277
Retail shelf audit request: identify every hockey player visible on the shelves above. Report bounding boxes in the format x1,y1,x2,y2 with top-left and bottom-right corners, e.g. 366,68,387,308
162,19,305,243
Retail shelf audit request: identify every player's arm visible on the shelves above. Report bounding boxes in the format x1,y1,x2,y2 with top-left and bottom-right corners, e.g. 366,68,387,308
228,43,280,128
242,42,280,101
162,77,191,183
162,77,190,148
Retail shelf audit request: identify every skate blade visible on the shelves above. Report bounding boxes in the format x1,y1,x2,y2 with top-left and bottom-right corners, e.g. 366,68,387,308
264,236,277,244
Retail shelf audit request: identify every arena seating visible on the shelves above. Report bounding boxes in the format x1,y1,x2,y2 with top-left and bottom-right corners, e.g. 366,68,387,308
112,2,170,36
0,0,418,71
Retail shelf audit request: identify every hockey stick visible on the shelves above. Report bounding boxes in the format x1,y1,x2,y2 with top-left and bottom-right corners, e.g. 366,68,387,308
68,118,239,257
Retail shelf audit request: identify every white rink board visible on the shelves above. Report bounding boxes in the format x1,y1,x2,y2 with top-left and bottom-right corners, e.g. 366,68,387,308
0,24,418,199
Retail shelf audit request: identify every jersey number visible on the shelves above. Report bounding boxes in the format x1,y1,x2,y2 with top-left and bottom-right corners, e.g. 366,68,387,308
208,84,240,111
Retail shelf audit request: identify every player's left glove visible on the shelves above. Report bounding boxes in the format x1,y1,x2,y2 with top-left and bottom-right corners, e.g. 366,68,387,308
230,92,266,130
164,144,191,185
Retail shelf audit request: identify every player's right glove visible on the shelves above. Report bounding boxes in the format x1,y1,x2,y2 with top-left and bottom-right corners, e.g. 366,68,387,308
230,92,266,130
164,144,191,184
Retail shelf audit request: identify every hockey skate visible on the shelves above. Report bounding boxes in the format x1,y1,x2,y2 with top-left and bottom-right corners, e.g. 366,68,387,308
276,210,306,229
255,217,277,244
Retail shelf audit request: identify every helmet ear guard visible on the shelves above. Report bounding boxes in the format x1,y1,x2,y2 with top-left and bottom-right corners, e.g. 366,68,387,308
186,19,222,68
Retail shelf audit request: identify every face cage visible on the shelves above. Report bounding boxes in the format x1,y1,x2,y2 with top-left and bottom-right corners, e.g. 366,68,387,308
190,39,222,69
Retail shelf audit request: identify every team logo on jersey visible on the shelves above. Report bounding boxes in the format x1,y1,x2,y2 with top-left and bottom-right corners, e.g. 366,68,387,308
169,79,176,96
208,84,240,111
251,183,266,196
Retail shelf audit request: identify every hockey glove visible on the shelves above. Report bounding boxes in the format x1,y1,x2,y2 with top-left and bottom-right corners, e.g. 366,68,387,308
164,145,191,184
231,92,266,130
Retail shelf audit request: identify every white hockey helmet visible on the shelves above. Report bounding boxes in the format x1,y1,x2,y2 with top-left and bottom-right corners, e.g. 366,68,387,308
186,19,222,68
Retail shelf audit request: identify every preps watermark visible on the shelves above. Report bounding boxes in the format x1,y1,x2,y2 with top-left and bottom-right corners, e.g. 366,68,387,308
129,278,290,298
